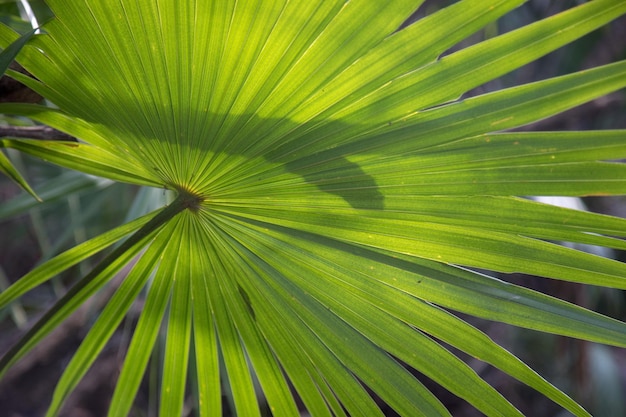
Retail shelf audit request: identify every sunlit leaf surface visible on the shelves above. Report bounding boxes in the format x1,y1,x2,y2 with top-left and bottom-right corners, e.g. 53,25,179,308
1,1,625,416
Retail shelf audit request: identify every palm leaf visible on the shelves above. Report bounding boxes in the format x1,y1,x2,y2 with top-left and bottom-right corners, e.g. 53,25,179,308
1,1,626,416
0,28,40,200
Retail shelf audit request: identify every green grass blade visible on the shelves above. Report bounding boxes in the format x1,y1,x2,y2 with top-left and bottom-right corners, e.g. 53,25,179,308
0,212,154,309
0,197,189,379
0,170,111,221
0,149,40,200
0,29,41,200
0,26,36,75
0,224,153,379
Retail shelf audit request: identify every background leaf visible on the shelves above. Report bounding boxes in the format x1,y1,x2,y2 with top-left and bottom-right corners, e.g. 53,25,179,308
0,27,40,200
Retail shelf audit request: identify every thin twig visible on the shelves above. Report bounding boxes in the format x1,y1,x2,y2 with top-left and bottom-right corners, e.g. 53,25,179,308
0,125,76,141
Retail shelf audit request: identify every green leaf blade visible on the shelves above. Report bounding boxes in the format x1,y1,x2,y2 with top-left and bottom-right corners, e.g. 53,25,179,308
2,1,626,416
161,214,194,417
0,212,154,310
107,222,183,416
0,149,40,200
45,229,170,416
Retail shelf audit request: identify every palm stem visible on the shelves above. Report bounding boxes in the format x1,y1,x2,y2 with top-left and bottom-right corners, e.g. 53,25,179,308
0,193,191,377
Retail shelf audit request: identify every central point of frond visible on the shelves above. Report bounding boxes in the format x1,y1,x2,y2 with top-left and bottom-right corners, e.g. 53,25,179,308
175,186,205,212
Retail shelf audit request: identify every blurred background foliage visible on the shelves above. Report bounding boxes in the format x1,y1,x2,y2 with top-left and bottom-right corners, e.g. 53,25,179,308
0,1,625,416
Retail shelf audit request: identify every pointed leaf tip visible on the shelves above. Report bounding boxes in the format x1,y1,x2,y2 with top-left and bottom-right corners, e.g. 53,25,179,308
0,150,41,202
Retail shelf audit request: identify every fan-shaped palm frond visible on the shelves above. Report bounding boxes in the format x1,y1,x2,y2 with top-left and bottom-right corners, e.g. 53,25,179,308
1,0,626,416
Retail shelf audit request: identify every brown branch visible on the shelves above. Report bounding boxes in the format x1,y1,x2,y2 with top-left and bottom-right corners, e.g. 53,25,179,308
0,125,76,141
